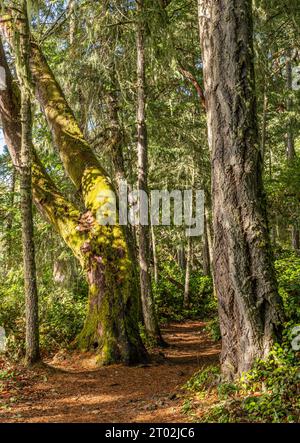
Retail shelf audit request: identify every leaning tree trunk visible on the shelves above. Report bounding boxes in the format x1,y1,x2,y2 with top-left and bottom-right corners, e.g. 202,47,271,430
13,1,40,365
0,13,148,366
136,0,164,345
198,0,284,378
0,39,83,259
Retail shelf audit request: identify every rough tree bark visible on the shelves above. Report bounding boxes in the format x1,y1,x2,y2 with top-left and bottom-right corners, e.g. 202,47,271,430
13,1,40,365
136,0,164,345
198,0,284,378
0,14,148,365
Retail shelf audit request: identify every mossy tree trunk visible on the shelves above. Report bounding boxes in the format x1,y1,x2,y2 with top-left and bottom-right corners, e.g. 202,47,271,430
0,38,83,260
77,224,148,364
0,16,148,365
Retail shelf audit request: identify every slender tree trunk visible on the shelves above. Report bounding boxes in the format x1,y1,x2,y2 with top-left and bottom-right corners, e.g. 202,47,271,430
286,52,296,162
106,72,126,189
106,67,142,296
199,0,284,379
14,1,40,365
177,244,186,270
68,0,76,45
261,83,268,161
285,52,299,251
183,237,192,308
5,168,15,269
151,223,158,284
136,0,164,346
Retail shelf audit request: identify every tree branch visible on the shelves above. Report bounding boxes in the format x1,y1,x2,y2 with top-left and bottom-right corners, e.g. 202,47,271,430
178,62,206,111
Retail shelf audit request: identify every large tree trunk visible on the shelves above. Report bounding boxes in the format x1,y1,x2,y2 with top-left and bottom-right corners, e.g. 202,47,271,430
14,2,40,365
0,16,148,365
136,0,163,345
198,0,284,378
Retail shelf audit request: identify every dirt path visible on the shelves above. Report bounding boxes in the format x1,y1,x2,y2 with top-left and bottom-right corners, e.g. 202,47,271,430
0,321,220,423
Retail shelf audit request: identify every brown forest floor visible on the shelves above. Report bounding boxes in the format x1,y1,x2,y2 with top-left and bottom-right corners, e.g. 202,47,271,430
0,321,220,423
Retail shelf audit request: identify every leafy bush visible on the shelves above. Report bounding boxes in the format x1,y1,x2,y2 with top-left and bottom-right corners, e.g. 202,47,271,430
185,365,220,395
275,253,300,322
183,340,300,423
205,317,221,342
153,261,216,322
0,267,87,359
239,343,300,422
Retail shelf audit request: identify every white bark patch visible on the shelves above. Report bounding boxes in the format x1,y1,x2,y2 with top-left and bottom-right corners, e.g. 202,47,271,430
292,66,300,91
198,0,211,20
0,66,6,91
0,327,7,352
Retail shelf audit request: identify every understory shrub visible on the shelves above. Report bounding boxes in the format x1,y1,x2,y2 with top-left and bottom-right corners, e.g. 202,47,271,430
275,253,300,323
183,335,300,422
153,261,216,322
0,267,87,359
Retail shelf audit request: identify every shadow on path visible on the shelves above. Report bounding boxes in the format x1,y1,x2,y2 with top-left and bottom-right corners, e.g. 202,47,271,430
0,321,220,423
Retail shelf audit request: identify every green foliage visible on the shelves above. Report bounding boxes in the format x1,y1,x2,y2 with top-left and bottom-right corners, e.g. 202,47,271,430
205,317,221,342
0,266,87,359
184,339,300,423
0,368,14,381
181,399,193,414
138,322,158,349
153,261,215,323
185,365,220,395
275,253,300,322
239,344,300,423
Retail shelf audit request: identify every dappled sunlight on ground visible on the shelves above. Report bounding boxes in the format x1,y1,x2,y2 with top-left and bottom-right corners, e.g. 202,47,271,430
0,321,220,423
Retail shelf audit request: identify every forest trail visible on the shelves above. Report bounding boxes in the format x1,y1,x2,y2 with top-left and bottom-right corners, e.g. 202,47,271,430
0,321,220,423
